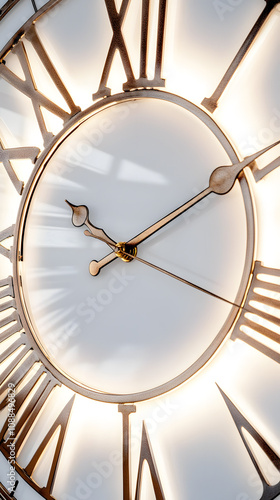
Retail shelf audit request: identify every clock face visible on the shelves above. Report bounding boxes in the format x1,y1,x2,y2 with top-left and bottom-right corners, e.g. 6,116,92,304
15,92,254,400
0,1,280,500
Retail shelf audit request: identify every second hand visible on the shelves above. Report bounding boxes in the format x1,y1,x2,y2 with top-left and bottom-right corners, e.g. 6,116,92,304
84,229,244,311
124,251,243,309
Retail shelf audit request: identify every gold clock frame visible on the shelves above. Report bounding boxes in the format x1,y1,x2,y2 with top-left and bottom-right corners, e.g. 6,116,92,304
13,89,256,403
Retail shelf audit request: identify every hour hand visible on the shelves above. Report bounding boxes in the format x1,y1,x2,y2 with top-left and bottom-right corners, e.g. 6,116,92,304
65,200,116,249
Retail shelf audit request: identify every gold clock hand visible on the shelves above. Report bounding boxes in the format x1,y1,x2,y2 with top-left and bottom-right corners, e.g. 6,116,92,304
72,137,280,276
87,188,210,275
83,229,117,250
90,253,118,276
117,249,245,310
66,201,138,274
88,240,244,309
84,230,137,262
89,138,280,274
129,187,211,246
86,188,211,276
66,200,117,248
130,138,280,246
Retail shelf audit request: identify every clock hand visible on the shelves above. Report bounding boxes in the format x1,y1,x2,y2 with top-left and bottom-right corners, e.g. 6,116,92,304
83,229,117,249
89,138,280,274
92,137,280,257
88,239,243,309
66,200,117,248
114,248,245,310
86,235,243,310
84,229,137,262
130,137,280,246
90,252,118,276
86,188,210,275
71,138,280,276
87,188,211,275
66,201,138,273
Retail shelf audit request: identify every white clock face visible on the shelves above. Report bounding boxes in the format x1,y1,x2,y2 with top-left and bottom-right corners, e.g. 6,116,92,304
18,94,253,398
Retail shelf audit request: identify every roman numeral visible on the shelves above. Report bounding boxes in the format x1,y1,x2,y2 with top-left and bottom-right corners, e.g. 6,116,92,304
0,275,73,500
0,226,14,261
0,276,17,324
0,276,37,402
0,275,13,300
0,25,80,146
0,385,75,500
135,0,167,90
0,280,33,396
134,422,166,500
218,386,280,500
119,404,136,500
23,395,75,499
0,358,57,442
0,275,22,343
0,141,39,194
0,141,40,194
231,261,280,363
118,404,166,500
93,0,167,100
202,0,280,113
0,281,15,317
252,154,280,183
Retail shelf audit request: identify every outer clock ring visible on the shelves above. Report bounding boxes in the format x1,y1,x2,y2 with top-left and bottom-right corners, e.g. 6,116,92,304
13,89,256,403
0,1,61,62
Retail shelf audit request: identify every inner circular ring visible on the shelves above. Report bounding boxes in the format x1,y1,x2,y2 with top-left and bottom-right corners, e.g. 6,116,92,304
13,90,255,403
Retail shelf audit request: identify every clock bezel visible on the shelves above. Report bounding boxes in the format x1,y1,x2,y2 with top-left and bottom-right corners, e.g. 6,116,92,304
13,89,256,404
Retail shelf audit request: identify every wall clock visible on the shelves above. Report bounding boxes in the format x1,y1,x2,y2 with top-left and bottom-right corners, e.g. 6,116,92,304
0,0,279,499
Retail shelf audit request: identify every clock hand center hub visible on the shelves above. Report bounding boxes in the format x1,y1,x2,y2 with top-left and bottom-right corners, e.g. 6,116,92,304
115,242,138,262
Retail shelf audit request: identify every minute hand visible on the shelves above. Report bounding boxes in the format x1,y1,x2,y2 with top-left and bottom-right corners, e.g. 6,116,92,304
90,138,280,275
128,187,211,246
129,138,280,246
